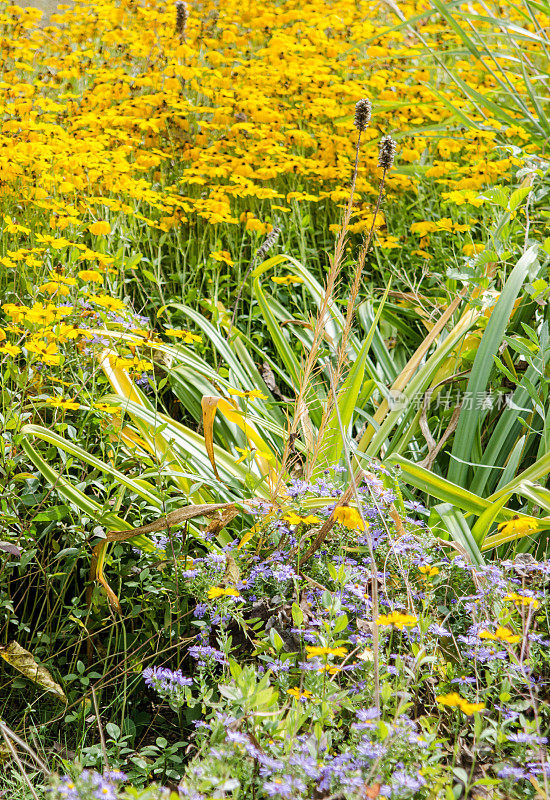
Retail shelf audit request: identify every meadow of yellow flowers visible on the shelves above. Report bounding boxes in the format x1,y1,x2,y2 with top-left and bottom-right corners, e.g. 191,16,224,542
0,0,542,388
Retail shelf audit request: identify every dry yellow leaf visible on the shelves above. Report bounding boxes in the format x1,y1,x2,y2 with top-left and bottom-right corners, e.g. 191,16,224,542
358,648,374,662
0,641,67,703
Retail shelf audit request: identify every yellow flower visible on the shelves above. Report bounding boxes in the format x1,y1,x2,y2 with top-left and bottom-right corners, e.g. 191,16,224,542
287,687,312,700
283,512,320,525
54,323,81,342
94,403,121,414
88,221,111,235
78,270,103,282
164,328,202,343
209,250,234,266
436,692,462,708
410,221,438,236
497,517,539,536
504,593,540,610
234,447,251,464
317,664,341,674
418,565,439,578
207,586,240,599
24,304,57,326
305,646,348,659
333,506,366,531
46,397,80,410
0,343,21,356
478,627,521,644
462,244,485,256
271,275,304,285
460,700,486,715
25,340,60,365
245,217,270,234
113,357,154,373
3,215,31,234
86,295,126,312
2,304,27,323
375,611,418,630
437,692,485,715
233,446,272,465
227,388,267,400
38,282,71,296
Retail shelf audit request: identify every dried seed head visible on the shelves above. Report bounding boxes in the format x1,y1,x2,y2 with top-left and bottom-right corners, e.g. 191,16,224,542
378,135,397,170
255,226,281,264
354,99,372,132
175,1,189,38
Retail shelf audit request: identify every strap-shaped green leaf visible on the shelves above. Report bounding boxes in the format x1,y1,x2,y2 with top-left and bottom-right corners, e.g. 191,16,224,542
449,246,538,487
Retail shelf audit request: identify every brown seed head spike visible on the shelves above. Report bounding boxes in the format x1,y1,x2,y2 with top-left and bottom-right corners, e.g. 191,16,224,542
354,99,372,132
378,135,396,170
175,1,189,38
255,226,281,263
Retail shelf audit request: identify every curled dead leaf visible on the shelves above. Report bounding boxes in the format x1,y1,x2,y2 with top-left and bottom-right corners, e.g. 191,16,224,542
358,648,374,662
0,542,21,558
0,641,66,703
223,554,240,587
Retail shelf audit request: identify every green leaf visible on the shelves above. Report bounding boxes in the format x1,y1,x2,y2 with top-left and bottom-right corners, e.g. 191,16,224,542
509,186,532,213
448,246,538,488
388,455,515,522
21,425,163,509
433,504,484,565
470,494,512,545
253,276,302,391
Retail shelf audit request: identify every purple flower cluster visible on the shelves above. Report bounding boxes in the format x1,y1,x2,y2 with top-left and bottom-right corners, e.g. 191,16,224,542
50,770,127,800
143,666,193,709
188,644,227,667
498,762,550,780
143,666,193,692
182,704,430,799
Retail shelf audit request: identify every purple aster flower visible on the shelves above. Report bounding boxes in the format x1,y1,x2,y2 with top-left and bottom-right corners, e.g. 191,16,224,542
526,762,550,777
193,603,208,618
356,707,380,722
143,666,192,691
188,644,227,665
508,732,548,744
263,775,306,798
498,766,527,779
428,623,451,637
391,769,425,796
181,569,199,579
54,776,80,800
404,500,429,515
271,564,297,582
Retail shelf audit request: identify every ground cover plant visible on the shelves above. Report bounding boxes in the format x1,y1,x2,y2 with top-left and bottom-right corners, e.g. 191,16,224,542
1,0,550,797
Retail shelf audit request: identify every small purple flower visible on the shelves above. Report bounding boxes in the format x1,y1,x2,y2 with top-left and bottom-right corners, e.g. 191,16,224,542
404,500,429,515
356,707,380,722
391,769,425,796
188,644,227,665
143,666,192,698
103,771,127,782
498,765,527,779
193,603,208,618
428,623,451,637
263,775,306,798
508,732,548,745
